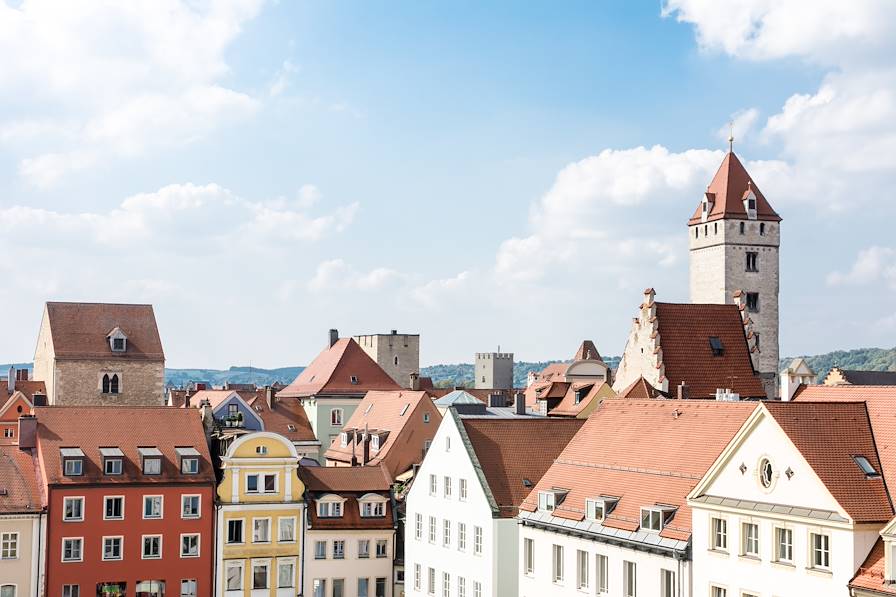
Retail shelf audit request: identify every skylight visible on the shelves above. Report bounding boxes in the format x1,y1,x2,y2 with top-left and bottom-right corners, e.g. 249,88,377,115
709,336,724,356
853,455,880,477
399,404,410,416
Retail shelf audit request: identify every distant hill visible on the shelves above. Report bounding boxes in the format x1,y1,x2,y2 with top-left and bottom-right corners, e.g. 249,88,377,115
780,347,896,382
164,366,303,388
421,357,622,388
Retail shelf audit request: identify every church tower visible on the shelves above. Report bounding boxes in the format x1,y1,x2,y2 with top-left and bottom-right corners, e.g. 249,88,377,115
688,149,781,397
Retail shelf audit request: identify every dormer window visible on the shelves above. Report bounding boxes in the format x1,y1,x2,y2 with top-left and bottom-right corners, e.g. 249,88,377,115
538,489,568,513
585,497,617,522
641,506,676,532
359,493,388,518
61,448,85,476
100,447,124,475
318,495,345,518
743,188,757,220
340,432,349,447
107,327,128,352
574,390,584,405
138,447,163,475
350,375,359,385
176,447,200,474
371,435,381,451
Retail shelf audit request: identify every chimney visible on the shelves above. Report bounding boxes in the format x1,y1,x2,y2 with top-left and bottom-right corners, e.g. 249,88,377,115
265,386,275,409
409,373,420,391
16,368,28,382
361,429,370,466
391,329,397,335
677,382,689,401
32,392,47,407
6,366,13,396
18,415,37,449
328,329,339,348
514,391,526,415
184,393,192,409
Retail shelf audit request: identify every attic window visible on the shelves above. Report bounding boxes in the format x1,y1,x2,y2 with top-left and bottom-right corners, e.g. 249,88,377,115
287,424,296,432
585,498,617,522
371,435,381,451
138,447,163,475
400,404,410,416
522,478,533,488
853,455,880,478
423,413,431,423
538,489,568,513
350,375,359,385
574,390,584,405
340,432,348,447
113,338,125,351
641,506,676,532
709,337,725,356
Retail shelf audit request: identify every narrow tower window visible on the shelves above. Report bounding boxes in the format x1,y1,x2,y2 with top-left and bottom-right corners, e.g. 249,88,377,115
745,252,758,272
739,222,745,235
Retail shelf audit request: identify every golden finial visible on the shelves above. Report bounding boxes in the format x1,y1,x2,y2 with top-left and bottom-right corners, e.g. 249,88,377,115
728,120,734,153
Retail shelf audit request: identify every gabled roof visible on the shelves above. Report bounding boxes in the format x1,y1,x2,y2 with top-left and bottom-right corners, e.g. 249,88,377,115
573,340,602,362
0,446,42,513
433,390,482,406
850,538,896,595
656,302,765,399
783,357,815,376
548,382,613,418
42,302,164,360
457,412,583,518
794,385,896,504
618,376,665,400
688,151,781,224
13,380,46,402
0,391,32,420
519,400,756,541
765,401,893,523
299,464,394,530
324,390,440,477
248,395,317,443
35,406,214,485
279,338,400,398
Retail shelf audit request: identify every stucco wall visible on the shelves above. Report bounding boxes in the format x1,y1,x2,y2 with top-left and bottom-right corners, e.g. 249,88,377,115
303,529,394,597
0,515,43,597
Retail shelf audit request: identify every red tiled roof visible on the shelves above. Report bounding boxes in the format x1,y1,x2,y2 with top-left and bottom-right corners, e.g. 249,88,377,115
44,302,164,360
299,464,394,530
794,385,896,505
618,376,665,399
324,390,441,478
248,394,317,443
656,302,765,399
279,338,400,397
461,417,584,518
35,406,214,485
850,538,896,595
548,382,610,417
765,401,893,522
0,446,42,513
13,380,46,401
520,400,756,541
688,152,781,224
574,340,602,362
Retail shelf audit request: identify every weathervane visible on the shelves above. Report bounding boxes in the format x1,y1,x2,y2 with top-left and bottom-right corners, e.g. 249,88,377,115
728,120,734,153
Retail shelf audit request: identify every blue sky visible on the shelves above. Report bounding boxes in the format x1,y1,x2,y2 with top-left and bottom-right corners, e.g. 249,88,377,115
1,0,895,368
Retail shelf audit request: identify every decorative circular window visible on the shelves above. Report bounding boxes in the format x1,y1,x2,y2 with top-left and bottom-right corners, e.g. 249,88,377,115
759,458,774,488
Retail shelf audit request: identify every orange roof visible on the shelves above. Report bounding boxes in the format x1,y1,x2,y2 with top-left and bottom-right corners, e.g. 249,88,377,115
279,338,400,397
688,151,781,224
851,538,896,595
13,380,46,401
324,390,441,477
619,376,665,399
0,446,42,513
573,340,602,362
656,302,765,399
35,406,214,486
765,401,893,522
185,389,242,410
43,302,164,360
520,400,756,541
248,394,317,443
794,385,896,504
460,416,584,518
548,382,610,417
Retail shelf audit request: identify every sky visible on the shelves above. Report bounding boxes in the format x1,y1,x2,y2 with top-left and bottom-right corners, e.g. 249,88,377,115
1,0,896,369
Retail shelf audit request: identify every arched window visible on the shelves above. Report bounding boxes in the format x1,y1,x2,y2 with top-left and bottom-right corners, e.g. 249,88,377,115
109,374,120,394
695,228,699,238
1,584,15,597
393,355,399,366
102,374,111,393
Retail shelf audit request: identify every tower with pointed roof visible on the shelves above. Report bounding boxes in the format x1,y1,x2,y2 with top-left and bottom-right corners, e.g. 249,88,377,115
688,150,781,397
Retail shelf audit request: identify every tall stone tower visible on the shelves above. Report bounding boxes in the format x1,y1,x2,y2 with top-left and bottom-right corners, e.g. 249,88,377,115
688,150,781,398
352,330,420,388
474,351,514,389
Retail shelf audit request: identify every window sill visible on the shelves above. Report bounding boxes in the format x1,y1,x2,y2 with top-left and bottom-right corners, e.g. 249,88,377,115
771,560,795,570
707,548,729,556
63,519,83,523
181,554,200,558
739,554,761,562
62,559,83,563
806,567,833,577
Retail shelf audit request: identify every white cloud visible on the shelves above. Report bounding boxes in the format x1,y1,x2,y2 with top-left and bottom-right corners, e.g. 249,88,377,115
269,60,299,97
307,259,403,292
411,271,471,309
0,0,266,187
716,108,760,144
827,246,896,288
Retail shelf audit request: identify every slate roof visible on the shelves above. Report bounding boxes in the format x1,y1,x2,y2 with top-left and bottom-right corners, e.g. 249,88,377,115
43,302,164,360
655,302,765,399
279,338,400,398
460,416,584,518
765,401,893,523
688,151,781,224
851,538,896,595
519,400,756,541
0,446,42,513
35,406,214,485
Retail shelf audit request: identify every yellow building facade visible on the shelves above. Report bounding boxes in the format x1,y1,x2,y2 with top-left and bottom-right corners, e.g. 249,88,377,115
215,432,305,597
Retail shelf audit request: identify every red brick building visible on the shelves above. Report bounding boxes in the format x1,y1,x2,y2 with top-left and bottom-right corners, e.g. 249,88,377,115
28,406,215,597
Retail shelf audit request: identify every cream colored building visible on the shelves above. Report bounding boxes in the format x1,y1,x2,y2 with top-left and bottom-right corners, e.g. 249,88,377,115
32,302,165,406
216,432,304,597
0,444,45,597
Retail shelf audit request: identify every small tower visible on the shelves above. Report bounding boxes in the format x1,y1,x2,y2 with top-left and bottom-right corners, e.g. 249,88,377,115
688,150,781,398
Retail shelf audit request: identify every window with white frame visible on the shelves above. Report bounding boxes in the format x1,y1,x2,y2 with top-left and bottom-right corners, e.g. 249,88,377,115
538,489,566,512
330,408,343,426
376,539,388,558
332,539,345,559
102,536,122,560
445,436,451,451
741,522,759,557
460,478,467,500
415,513,422,540
358,578,369,597
640,507,674,532
181,534,199,557
317,497,343,518
181,456,199,475
443,519,451,547
444,476,452,498
252,561,269,590
361,500,385,518
246,473,277,494
253,519,270,543
104,457,123,475
473,582,481,597
181,495,200,518
427,568,436,595
623,561,637,597
180,580,197,597
429,516,436,543
312,580,325,597
143,495,163,519
442,572,450,597
62,537,82,561
775,527,793,562
226,519,244,544
710,587,726,597
63,458,83,476
711,517,727,550
0,533,17,559
226,562,243,591
414,564,421,591
586,497,614,522
63,497,84,521
473,526,482,555
358,539,370,558
314,540,326,559
280,560,297,589
811,533,830,569
340,432,348,447
523,538,534,574
660,569,675,597
577,549,589,589
457,577,466,597
429,474,437,496
62,586,79,597
458,522,466,550
104,496,124,520
552,544,564,583
371,435,381,451
278,517,295,542
596,554,608,594
142,535,162,559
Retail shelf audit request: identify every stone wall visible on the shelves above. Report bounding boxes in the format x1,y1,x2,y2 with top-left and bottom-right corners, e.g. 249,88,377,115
354,333,420,387
612,289,665,394
474,352,514,389
53,358,165,406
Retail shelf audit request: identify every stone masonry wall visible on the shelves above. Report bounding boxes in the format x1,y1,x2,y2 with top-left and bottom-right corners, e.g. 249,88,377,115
53,358,165,406
354,333,420,387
